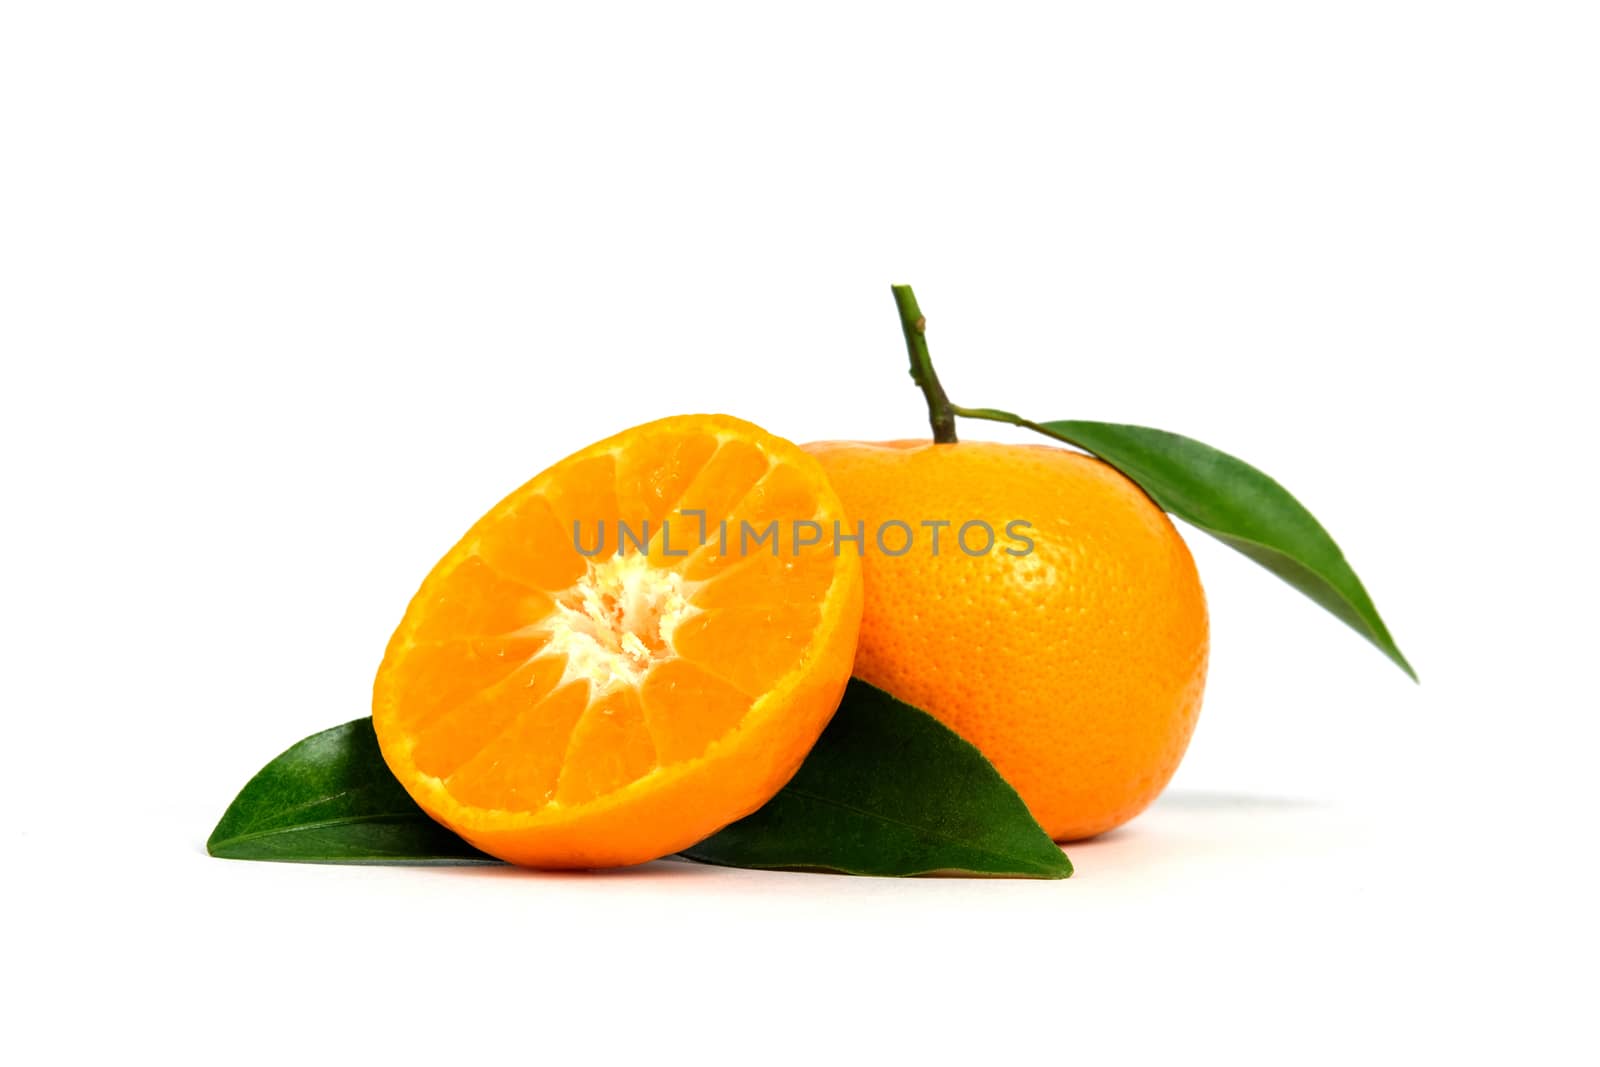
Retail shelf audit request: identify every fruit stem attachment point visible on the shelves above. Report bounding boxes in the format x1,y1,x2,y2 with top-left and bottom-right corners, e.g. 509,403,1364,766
891,284,959,444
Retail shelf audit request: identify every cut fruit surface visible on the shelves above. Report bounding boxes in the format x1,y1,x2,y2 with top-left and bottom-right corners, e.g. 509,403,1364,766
372,414,863,868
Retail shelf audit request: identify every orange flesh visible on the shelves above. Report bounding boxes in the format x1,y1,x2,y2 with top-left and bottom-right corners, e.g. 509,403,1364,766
372,414,862,867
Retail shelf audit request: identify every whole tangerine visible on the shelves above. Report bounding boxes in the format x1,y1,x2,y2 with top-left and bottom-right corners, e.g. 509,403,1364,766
805,438,1208,841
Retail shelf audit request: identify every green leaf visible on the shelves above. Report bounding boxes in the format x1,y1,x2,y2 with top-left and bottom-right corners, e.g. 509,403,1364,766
206,718,495,864
1024,418,1416,681
682,680,1073,878
208,688,1069,878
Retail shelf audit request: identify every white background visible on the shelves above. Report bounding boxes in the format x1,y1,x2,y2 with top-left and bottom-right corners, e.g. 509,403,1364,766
3,2,1596,1063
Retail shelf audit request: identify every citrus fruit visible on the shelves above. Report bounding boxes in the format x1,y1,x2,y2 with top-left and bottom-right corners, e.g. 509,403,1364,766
373,414,863,868
804,439,1208,841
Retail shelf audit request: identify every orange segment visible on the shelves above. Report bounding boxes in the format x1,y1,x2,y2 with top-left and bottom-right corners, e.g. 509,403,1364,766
445,681,593,810
409,653,570,778
690,549,836,611
542,453,624,545
613,428,719,529
684,461,823,581
551,687,658,806
371,414,863,869
671,603,823,696
672,438,771,533
383,632,552,732
474,496,586,591
409,556,554,643
640,659,754,763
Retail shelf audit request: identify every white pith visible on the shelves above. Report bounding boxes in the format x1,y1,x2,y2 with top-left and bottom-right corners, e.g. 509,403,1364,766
541,551,699,692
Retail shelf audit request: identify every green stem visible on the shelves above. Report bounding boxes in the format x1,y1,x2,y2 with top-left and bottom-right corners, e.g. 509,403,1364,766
949,403,1086,448
889,287,1091,453
891,284,958,443
950,404,1038,432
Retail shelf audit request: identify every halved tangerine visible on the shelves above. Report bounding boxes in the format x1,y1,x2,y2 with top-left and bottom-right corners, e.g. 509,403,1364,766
372,414,864,868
